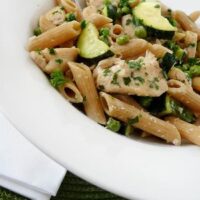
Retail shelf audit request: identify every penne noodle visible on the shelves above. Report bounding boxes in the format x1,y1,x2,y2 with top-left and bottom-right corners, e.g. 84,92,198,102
174,11,200,39
184,31,198,58
168,67,191,87
110,39,148,59
192,77,200,92
166,117,200,146
100,92,181,145
39,6,65,32
148,43,172,58
58,81,83,103
112,94,144,110
68,62,106,124
83,6,112,28
189,11,200,22
110,24,124,40
27,21,81,51
87,14,112,29
168,79,200,112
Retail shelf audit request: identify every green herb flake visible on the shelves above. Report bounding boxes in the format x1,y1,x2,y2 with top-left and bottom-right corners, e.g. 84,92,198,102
123,77,131,85
154,4,160,8
55,58,63,64
127,115,141,125
50,70,67,88
49,48,56,55
133,76,145,84
65,13,76,22
33,27,42,36
99,27,110,37
103,68,111,76
111,70,120,85
128,59,144,70
83,96,87,102
106,117,121,132
126,19,132,25
80,20,87,29
188,43,196,48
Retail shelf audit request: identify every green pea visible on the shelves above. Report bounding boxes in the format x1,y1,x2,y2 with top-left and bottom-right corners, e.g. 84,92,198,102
135,26,147,38
33,27,42,36
116,35,130,45
121,6,131,14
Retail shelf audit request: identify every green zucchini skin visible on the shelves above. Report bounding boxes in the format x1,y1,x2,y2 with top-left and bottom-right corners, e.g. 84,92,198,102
146,26,175,39
77,50,114,66
103,4,118,22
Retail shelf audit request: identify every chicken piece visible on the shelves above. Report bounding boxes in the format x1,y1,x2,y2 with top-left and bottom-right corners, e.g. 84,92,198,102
94,52,168,97
39,6,66,32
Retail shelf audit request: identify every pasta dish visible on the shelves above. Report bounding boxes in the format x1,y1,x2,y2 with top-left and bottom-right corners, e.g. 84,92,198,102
27,0,200,146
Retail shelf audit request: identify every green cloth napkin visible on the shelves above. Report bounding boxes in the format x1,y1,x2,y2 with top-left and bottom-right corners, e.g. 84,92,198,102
0,172,126,200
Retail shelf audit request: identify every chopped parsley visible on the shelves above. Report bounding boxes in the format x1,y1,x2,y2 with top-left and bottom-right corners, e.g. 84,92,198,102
111,73,119,85
127,115,141,125
52,10,60,15
106,117,121,132
50,70,68,88
49,48,56,55
111,70,120,85
123,77,131,85
133,76,145,84
33,27,42,36
128,59,144,70
126,19,132,25
55,58,63,64
80,20,87,29
65,13,76,22
103,68,111,76
149,78,159,90
154,4,160,8
188,43,196,48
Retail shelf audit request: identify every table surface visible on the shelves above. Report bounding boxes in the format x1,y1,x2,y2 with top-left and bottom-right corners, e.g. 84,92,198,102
0,172,126,200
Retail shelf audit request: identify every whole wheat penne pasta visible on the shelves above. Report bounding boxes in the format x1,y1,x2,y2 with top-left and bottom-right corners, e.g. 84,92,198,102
168,79,200,112
82,5,97,18
160,2,171,16
189,11,200,22
168,67,191,87
27,21,81,51
58,81,83,103
110,39,148,59
68,62,106,124
88,14,112,29
192,77,200,92
121,15,135,38
112,94,144,110
166,117,200,146
100,92,181,145
39,6,65,32
185,31,198,58
197,41,200,58
110,24,124,39
174,10,200,39
148,43,172,58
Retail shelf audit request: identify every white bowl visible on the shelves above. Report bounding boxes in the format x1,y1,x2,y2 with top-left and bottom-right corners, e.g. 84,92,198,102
0,1,200,199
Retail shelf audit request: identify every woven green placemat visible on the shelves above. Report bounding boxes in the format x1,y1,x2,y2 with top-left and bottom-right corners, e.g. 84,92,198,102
0,172,126,200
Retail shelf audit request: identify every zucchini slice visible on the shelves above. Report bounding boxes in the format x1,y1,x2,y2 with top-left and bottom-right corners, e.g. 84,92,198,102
134,2,177,38
77,23,110,59
102,4,117,22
